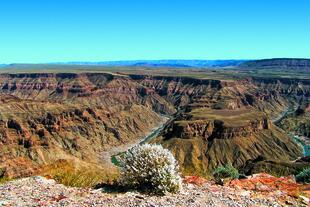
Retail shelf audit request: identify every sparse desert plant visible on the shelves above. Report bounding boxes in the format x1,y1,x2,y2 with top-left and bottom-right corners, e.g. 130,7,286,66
120,144,182,195
295,167,310,183
213,164,239,180
52,168,108,188
41,160,119,188
0,177,11,184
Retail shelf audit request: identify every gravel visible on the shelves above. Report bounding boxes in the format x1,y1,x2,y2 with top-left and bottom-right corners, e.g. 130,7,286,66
0,176,306,207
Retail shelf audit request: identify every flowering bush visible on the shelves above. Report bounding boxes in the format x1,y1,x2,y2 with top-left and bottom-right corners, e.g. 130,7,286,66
119,144,182,195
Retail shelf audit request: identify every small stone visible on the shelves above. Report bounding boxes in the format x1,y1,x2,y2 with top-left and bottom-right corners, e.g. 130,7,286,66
135,195,144,199
187,198,195,203
299,195,310,204
239,190,251,197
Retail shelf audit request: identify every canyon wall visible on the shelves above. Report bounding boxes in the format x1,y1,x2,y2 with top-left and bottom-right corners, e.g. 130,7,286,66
0,73,308,178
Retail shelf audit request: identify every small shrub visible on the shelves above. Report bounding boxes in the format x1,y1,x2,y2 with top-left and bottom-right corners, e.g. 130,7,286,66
213,164,239,180
296,167,310,183
120,144,182,195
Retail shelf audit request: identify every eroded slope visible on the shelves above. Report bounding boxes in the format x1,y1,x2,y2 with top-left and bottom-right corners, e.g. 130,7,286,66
0,73,308,179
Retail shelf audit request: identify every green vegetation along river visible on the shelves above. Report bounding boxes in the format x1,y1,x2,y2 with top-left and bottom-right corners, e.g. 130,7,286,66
273,104,310,157
292,134,310,156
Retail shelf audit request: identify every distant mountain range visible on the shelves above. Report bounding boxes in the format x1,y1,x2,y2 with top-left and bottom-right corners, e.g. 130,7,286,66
51,60,248,68
1,58,310,70
240,58,310,71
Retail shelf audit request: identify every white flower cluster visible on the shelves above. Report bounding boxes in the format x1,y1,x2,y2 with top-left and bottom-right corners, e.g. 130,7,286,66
120,144,182,195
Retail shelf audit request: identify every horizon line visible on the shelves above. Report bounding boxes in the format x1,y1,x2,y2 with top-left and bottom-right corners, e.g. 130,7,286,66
2,57,310,65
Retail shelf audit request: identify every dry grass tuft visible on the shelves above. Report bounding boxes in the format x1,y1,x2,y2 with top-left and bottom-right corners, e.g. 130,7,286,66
41,160,119,188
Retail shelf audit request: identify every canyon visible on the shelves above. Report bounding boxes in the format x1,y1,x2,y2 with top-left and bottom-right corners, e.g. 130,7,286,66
0,70,309,180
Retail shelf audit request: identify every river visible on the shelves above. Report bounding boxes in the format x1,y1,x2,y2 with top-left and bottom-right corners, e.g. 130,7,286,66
110,104,310,166
272,104,298,124
292,134,310,156
272,104,310,156
110,115,172,166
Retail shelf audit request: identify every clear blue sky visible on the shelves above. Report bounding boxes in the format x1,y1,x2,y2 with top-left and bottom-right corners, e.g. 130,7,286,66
0,0,309,63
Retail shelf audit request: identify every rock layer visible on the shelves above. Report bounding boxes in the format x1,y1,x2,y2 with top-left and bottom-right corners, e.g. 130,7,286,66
0,73,308,178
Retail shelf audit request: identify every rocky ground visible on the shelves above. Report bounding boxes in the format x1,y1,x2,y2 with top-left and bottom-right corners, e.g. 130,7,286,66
0,174,309,207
